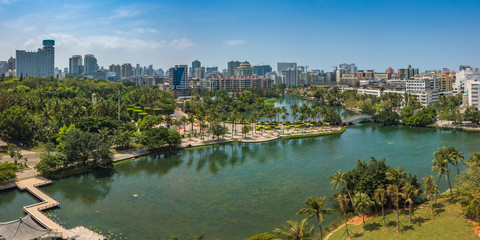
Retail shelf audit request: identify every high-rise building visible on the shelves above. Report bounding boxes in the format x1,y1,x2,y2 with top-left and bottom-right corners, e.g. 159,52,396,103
398,65,419,80
0,61,8,75
227,61,241,76
69,55,83,74
459,65,471,72
254,65,272,76
277,62,297,76
84,54,97,76
168,65,189,97
7,57,15,71
121,63,133,78
455,68,480,92
338,63,357,74
16,40,55,77
284,68,301,87
109,64,121,77
236,61,254,76
192,60,201,77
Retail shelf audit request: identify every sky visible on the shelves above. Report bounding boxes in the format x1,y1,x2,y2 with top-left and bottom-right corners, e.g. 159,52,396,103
0,0,479,72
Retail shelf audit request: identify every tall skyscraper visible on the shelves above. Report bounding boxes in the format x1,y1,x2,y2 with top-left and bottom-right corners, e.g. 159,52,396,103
121,63,133,78
284,68,301,87
84,54,97,75
236,61,254,76
338,63,357,74
228,60,241,76
69,55,83,74
192,60,201,77
254,65,272,76
7,57,15,71
168,65,189,97
277,62,297,76
109,64,121,77
16,39,55,77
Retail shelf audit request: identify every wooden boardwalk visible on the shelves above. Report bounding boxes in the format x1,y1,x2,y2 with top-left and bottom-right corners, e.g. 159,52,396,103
15,176,105,240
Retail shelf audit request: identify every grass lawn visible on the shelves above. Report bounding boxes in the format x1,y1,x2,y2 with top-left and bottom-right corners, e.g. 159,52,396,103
264,97,278,107
328,198,478,240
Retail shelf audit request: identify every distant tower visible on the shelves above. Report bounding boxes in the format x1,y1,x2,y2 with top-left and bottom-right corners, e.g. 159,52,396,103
16,39,55,77
192,60,201,77
84,54,97,75
69,55,83,74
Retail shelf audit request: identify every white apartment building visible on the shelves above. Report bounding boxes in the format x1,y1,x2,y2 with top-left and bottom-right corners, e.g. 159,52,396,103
465,80,480,108
406,77,439,93
455,68,480,93
411,90,439,107
357,88,381,97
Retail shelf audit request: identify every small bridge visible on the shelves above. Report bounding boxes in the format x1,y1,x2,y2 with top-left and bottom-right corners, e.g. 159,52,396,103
342,115,373,125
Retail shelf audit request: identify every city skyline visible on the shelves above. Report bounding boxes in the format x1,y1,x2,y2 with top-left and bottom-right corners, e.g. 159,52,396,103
0,0,479,71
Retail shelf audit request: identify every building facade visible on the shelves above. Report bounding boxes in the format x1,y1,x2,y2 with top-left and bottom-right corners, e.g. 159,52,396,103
210,75,273,91
277,62,297,76
253,65,272,76
84,54,97,76
192,60,201,77
236,61,254,76
227,61,240,76
16,40,55,77
69,55,83,74
398,65,419,80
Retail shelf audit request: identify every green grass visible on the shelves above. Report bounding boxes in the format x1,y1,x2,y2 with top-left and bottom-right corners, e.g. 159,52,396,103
328,198,477,240
264,97,278,107
281,126,346,139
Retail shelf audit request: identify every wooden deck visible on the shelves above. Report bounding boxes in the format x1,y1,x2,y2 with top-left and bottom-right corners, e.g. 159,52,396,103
15,176,105,240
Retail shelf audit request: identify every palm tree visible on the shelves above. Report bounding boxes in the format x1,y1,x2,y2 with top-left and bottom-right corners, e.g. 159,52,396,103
337,194,351,239
468,152,480,166
273,218,314,240
423,175,438,218
432,146,454,197
353,192,374,224
402,181,420,223
447,145,464,176
290,103,299,122
373,187,387,228
297,196,334,240
180,116,187,135
386,167,405,232
230,109,239,138
187,114,195,139
329,170,355,206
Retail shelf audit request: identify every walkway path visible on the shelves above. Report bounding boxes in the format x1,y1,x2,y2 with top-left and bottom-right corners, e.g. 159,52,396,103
15,176,105,239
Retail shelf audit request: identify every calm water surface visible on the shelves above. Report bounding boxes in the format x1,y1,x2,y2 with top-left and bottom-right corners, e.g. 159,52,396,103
1,96,479,239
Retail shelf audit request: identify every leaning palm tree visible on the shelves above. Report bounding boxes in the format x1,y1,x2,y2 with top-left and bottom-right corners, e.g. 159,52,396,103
432,147,454,198
273,218,314,240
337,194,351,239
423,175,439,218
297,197,334,240
373,187,387,227
329,170,355,206
353,192,374,224
402,181,420,223
386,167,405,232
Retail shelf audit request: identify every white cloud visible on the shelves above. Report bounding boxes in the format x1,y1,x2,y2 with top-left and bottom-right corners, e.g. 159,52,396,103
168,38,195,49
224,39,246,47
108,8,140,19
115,28,159,35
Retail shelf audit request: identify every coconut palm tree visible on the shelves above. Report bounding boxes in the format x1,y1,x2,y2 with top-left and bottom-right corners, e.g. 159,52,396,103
187,114,195,139
290,103,299,122
297,196,334,240
432,146,454,198
402,181,420,223
423,175,438,218
353,192,374,224
273,218,314,240
337,194,351,239
329,170,355,206
386,167,405,232
373,187,387,228
447,145,464,176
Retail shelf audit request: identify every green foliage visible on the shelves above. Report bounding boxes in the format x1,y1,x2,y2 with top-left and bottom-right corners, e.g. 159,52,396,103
209,123,228,140
56,124,76,152
244,232,276,240
273,218,314,240
402,107,436,127
463,106,480,125
35,153,66,176
138,115,160,132
163,104,175,115
456,152,480,219
0,162,17,183
0,106,36,144
61,129,111,167
140,127,181,149
373,109,400,126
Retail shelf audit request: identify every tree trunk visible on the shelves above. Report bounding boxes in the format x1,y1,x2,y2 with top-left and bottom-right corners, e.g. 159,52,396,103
396,204,400,232
381,205,386,228
431,196,435,219
362,214,365,224
344,215,351,239
446,172,453,197
345,185,355,206
409,203,412,223
317,215,323,240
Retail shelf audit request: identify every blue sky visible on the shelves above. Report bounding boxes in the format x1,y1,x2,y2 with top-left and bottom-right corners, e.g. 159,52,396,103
0,0,479,72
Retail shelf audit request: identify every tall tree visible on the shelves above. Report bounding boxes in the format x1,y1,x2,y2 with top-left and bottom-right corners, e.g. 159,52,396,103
432,146,454,197
386,167,405,232
329,170,355,206
447,145,464,176
336,194,351,239
353,192,374,224
402,181,420,223
373,187,387,227
297,196,334,240
423,175,438,218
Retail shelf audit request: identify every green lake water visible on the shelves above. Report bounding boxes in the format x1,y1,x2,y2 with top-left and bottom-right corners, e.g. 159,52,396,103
1,95,479,239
